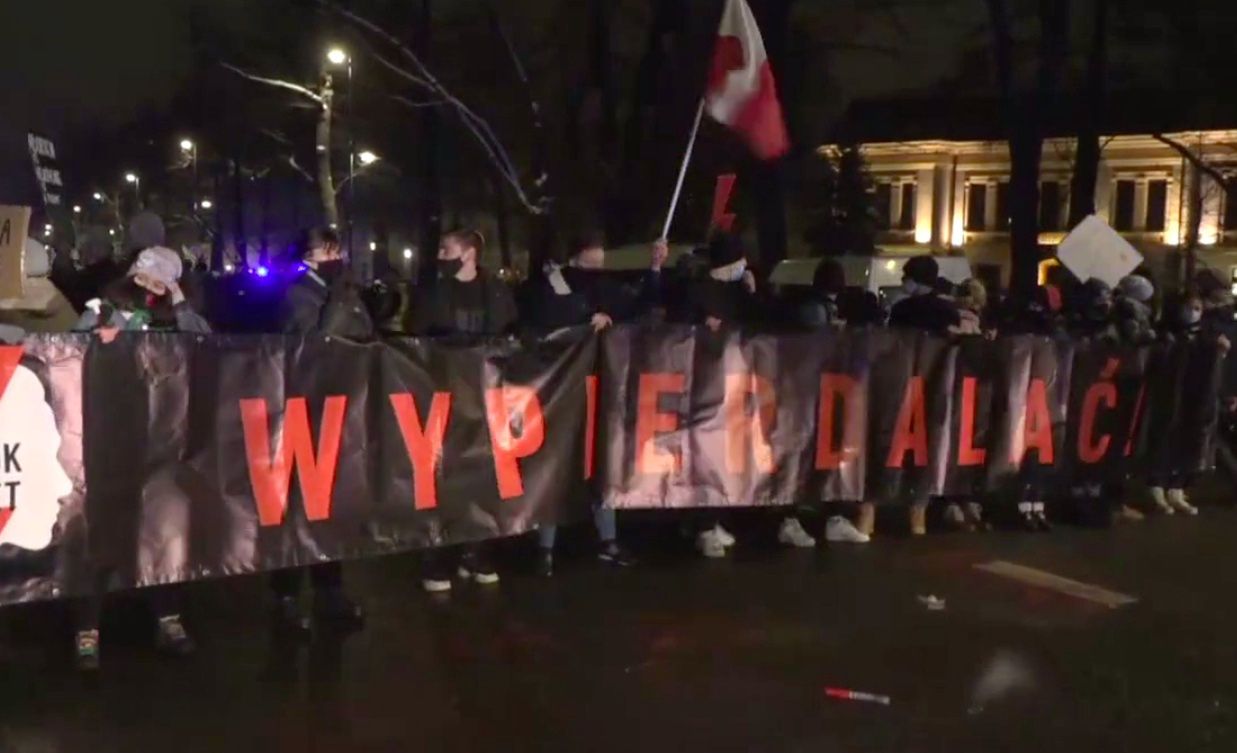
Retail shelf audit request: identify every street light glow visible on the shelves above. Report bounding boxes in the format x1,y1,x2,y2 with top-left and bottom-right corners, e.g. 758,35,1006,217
199,199,213,209
73,205,82,214
124,172,138,184
179,138,194,152
358,150,379,166
326,47,348,65
369,241,377,251
403,248,414,260
92,192,103,201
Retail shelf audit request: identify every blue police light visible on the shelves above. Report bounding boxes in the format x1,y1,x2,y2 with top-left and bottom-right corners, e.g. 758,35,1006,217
256,266,270,278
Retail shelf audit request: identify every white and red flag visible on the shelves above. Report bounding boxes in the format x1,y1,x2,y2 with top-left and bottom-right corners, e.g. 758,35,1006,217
705,0,790,160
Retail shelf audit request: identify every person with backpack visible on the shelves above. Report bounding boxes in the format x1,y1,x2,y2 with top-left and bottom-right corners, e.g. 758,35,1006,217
411,229,516,592
70,246,207,670
270,227,368,637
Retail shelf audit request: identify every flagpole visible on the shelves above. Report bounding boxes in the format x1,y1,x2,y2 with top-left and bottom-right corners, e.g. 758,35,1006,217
661,97,707,240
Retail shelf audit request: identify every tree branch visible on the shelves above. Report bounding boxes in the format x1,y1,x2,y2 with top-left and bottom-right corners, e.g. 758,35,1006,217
1153,133,1234,189
390,94,446,109
322,0,547,214
220,62,323,105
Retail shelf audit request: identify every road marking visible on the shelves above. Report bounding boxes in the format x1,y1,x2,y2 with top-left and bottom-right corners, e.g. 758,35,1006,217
974,560,1138,608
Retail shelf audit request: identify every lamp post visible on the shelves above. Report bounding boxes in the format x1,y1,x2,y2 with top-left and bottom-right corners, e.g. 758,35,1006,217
325,46,356,264
124,172,141,211
180,138,199,221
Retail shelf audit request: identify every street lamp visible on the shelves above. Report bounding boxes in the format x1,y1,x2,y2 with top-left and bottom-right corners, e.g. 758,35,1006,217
92,192,103,201
358,150,379,166
179,138,194,152
403,248,414,260
199,199,213,210
326,47,348,66
72,205,82,214
124,172,138,184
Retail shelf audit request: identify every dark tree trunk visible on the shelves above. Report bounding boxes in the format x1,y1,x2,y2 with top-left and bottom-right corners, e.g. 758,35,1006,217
615,0,688,244
211,166,224,270
415,0,442,286
988,0,1069,296
1068,0,1108,227
231,157,246,268
492,177,512,269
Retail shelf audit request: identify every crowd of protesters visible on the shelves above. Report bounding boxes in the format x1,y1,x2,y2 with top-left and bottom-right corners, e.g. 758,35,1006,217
3,212,1236,671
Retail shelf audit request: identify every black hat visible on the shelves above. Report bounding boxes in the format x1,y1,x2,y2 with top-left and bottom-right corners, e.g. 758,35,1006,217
706,233,745,269
902,255,939,286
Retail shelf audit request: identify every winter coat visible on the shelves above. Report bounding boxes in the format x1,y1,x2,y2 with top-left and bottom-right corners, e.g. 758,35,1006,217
524,267,662,332
411,269,518,337
282,269,375,340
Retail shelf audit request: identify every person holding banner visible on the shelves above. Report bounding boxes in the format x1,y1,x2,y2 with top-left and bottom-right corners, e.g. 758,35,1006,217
888,256,963,535
269,227,367,638
71,246,209,669
681,233,818,555
413,228,516,591
523,231,664,575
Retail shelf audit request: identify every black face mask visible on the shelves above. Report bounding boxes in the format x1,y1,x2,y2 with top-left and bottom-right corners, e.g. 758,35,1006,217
438,258,464,279
316,259,346,284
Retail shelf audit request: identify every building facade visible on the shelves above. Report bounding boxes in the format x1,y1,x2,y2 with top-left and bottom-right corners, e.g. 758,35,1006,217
836,130,1237,288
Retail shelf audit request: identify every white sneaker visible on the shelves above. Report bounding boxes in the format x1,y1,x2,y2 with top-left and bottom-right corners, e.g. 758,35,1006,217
778,517,817,548
713,524,736,548
697,529,727,558
1166,489,1198,516
421,578,452,593
825,515,870,544
1148,487,1174,515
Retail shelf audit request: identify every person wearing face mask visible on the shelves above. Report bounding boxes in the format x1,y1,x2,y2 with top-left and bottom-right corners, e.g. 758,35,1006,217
681,233,818,555
526,231,667,334
269,227,368,639
412,229,516,592
522,231,666,576
1115,274,1157,345
70,246,208,670
1145,292,1231,517
411,229,517,338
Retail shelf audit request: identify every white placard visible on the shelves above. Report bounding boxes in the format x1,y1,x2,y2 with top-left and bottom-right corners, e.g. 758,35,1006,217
1056,214,1143,288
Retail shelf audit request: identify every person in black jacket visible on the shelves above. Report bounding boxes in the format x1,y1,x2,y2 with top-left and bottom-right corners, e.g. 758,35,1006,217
270,227,367,637
410,229,517,338
888,256,962,336
411,229,514,592
523,232,665,575
526,231,666,334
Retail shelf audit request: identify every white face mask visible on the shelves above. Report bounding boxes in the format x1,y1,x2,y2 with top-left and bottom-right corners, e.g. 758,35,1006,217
711,259,747,283
1183,307,1203,325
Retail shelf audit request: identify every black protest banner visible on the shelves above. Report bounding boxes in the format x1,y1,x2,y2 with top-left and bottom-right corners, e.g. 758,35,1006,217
0,326,1225,606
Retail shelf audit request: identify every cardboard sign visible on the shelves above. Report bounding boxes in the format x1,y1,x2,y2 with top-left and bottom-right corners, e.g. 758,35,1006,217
1056,214,1143,288
0,206,32,300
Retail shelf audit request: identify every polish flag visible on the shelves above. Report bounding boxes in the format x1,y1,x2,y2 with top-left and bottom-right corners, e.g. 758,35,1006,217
705,0,790,160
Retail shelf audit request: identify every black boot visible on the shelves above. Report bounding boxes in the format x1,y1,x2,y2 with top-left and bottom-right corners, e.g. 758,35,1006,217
597,541,637,567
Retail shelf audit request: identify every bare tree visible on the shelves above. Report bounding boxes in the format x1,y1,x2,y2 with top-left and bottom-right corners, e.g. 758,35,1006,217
1152,133,1236,280
221,62,340,227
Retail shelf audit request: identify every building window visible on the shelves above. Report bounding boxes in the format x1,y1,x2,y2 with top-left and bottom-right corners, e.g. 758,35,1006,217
1039,181,1062,232
995,182,1010,231
965,183,987,231
1113,180,1136,231
898,183,916,230
1146,179,1168,232
1225,188,1237,235
873,183,893,229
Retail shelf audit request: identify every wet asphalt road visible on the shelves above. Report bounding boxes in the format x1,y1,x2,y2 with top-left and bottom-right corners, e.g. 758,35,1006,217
2,497,1236,753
